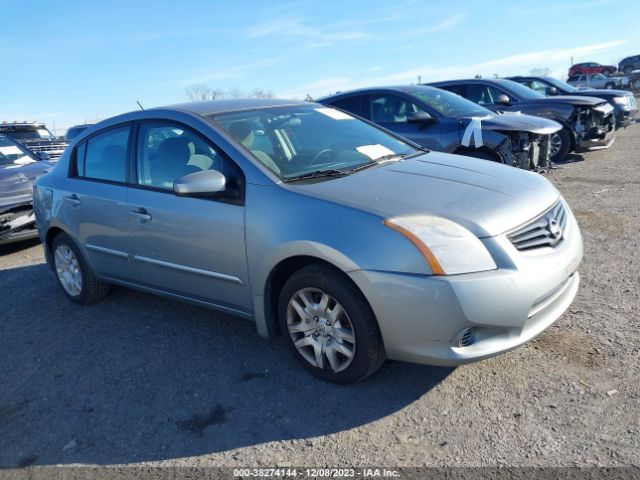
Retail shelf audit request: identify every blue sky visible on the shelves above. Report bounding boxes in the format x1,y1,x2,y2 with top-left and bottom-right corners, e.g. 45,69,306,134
1,0,638,134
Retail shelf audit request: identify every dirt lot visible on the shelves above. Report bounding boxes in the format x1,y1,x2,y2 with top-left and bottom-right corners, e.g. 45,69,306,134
0,123,638,470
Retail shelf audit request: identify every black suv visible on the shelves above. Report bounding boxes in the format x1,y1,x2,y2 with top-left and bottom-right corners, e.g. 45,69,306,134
619,55,640,75
428,78,616,162
0,122,68,160
507,76,638,128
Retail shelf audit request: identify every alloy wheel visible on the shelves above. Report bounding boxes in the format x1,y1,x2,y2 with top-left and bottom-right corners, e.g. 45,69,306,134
54,245,83,297
550,133,562,158
286,287,356,372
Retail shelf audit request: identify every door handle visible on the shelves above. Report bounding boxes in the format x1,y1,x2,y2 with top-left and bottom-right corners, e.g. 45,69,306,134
128,207,152,222
64,194,81,206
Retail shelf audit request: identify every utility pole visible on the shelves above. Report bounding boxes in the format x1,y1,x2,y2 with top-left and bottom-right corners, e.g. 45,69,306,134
417,75,422,85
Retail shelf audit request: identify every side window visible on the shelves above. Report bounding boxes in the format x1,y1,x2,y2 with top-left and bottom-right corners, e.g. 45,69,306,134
136,122,236,190
442,84,466,96
529,80,549,94
567,75,579,82
366,94,424,124
330,96,364,117
466,84,511,104
79,126,129,182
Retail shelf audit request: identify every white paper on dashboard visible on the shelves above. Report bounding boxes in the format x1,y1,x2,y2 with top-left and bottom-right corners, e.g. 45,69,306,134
0,146,23,155
314,108,354,120
356,144,395,160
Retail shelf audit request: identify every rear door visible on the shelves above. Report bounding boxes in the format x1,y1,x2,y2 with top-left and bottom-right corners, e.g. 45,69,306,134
60,124,138,281
127,120,251,314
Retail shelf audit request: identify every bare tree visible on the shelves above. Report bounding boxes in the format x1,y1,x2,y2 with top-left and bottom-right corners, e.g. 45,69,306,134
250,89,274,99
186,84,276,101
185,84,223,102
530,67,552,76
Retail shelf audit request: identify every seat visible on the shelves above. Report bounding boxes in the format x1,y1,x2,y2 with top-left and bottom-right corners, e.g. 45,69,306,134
228,121,280,174
151,137,200,187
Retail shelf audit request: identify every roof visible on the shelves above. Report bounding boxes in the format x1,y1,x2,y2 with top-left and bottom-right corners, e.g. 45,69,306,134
161,98,310,116
318,84,441,100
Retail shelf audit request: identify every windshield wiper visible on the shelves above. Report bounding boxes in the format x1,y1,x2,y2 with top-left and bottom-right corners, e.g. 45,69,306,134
284,169,351,182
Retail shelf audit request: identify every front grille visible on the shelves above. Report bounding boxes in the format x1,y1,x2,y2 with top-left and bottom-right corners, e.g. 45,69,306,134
508,202,568,251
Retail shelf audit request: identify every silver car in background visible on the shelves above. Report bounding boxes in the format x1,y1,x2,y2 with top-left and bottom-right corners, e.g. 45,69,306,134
34,99,583,384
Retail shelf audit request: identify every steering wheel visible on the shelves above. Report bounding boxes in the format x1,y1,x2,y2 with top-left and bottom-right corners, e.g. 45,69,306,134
310,149,334,164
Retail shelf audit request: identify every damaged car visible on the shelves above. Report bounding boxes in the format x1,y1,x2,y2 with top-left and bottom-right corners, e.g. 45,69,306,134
429,78,616,162
0,134,53,245
507,75,639,128
319,86,562,170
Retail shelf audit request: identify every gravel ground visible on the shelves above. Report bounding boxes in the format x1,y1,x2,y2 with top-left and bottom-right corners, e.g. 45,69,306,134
0,123,638,471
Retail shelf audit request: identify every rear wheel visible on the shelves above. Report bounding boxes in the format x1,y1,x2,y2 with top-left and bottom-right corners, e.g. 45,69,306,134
602,69,613,77
52,233,110,304
278,264,385,384
605,82,615,89
550,128,571,162
624,66,633,75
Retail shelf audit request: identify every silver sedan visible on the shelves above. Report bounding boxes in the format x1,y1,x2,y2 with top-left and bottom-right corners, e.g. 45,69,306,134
34,99,583,383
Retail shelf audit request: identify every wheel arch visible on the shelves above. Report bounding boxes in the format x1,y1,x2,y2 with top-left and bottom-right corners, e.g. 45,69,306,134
260,254,371,339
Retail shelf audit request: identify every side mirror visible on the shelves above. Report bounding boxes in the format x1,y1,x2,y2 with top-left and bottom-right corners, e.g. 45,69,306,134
546,86,559,96
406,111,435,124
495,94,511,105
173,169,226,197
36,151,51,161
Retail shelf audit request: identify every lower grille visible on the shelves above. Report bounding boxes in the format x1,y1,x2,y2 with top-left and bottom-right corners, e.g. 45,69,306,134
508,201,568,251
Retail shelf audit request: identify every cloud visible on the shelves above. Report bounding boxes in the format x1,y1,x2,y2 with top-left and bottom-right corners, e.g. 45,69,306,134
246,16,368,47
425,14,466,33
281,40,629,99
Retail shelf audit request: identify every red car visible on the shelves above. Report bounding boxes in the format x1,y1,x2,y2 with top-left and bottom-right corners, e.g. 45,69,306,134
568,62,617,77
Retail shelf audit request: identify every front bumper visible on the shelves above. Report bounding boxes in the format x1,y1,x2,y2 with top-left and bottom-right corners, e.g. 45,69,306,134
349,202,583,366
0,203,39,245
576,124,615,151
614,105,639,128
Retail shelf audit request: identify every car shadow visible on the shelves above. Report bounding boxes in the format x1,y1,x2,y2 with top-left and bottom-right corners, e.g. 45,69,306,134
0,263,452,467
0,238,41,256
555,153,586,166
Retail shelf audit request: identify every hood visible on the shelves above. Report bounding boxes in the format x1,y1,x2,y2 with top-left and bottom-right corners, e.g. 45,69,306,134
0,161,53,207
288,152,559,238
462,113,561,134
530,95,607,107
565,89,632,100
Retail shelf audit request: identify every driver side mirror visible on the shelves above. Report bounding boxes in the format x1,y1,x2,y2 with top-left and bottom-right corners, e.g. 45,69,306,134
173,169,226,197
406,111,435,124
495,94,511,106
546,86,559,96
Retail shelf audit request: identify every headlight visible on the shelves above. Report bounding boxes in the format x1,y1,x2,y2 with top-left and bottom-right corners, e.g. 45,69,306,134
612,97,628,105
384,216,497,275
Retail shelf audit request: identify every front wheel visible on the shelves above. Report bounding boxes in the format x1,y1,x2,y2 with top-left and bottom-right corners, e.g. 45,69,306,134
550,128,571,162
278,264,385,384
52,233,111,304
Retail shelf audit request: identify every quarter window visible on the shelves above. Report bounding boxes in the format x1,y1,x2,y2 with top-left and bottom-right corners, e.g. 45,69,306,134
78,126,130,182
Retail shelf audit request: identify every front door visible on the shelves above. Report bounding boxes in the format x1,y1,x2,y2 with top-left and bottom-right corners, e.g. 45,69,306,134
127,121,251,314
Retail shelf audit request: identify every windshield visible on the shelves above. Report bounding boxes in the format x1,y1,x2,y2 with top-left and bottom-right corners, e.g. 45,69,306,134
498,79,546,100
209,105,419,180
0,136,38,167
2,128,54,140
544,77,578,93
409,87,493,117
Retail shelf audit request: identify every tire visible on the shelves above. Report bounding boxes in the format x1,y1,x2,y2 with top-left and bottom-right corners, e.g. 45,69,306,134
605,82,615,89
278,264,385,384
602,69,613,77
624,66,633,75
51,233,110,305
550,128,571,162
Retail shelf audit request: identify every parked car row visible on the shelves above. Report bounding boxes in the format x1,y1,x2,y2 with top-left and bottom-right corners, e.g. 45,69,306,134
567,54,640,77
5,66,636,383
